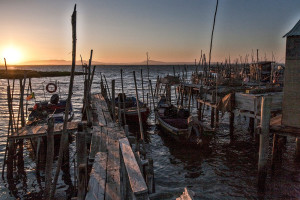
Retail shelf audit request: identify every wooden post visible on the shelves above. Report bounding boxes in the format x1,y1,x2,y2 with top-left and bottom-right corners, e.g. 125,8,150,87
229,111,234,138
141,69,145,103
215,108,219,128
197,102,202,121
77,123,87,199
111,80,116,122
45,117,54,199
249,117,255,135
211,107,215,128
188,87,192,113
271,134,282,171
257,96,272,190
125,125,129,137
50,5,77,198
89,65,96,91
118,95,122,127
296,137,300,161
120,69,127,125
78,164,87,200
133,71,145,147
103,75,111,100
149,80,155,111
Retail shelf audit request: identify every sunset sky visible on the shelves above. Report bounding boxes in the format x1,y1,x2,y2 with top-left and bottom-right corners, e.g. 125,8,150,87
1,0,300,65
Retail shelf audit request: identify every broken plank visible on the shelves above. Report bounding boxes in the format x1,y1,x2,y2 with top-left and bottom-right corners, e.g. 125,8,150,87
119,137,148,198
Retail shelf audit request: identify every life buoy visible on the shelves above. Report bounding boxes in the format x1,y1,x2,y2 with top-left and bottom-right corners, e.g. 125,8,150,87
46,83,57,93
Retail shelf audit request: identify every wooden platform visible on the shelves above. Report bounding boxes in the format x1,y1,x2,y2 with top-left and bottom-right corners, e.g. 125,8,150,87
270,114,300,137
9,121,79,140
86,93,149,200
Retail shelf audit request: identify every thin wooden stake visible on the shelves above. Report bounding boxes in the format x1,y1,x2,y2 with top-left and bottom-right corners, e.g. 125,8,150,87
50,5,77,198
133,71,145,148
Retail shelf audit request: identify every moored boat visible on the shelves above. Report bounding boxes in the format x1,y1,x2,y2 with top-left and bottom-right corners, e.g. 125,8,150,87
26,94,74,126
155,96,214,146
115,93,150,125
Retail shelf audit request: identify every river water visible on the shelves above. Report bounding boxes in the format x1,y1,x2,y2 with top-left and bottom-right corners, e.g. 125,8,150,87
0,65,299,199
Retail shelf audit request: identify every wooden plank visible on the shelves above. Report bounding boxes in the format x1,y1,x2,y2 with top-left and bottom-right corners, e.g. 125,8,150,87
119,137,148,196
105,126,121,200
86,152,107,200
9,122,79,139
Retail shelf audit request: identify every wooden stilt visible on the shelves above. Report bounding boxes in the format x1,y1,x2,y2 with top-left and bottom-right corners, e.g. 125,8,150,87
296,137,300,162
50,5,77,198
45,117,54,199
229,112,234,138
111,80,116,122
77,123,87,199
198,103,202,121
211,107,215,128
271,134,284,171
257,96,272,190
215,109,219,128
120,69,127,125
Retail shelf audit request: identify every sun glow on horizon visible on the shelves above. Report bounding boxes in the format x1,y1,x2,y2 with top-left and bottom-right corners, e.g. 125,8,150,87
2,46,22,64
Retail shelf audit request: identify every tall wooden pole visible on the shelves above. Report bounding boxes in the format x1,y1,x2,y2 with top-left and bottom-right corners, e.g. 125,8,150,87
111,80,116,122
257,96,272,191
120,69,127,125
45,117,54,199
133,71,145,144
208,0,219,71
141,69,145,103
50,5,77,198
149,80,155,110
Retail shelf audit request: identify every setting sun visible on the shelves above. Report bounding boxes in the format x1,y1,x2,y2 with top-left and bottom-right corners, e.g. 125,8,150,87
2,47,22,64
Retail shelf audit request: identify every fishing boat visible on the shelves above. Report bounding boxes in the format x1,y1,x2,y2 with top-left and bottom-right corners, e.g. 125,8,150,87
155,96,214,145
115,93,150,125
26,94,74,126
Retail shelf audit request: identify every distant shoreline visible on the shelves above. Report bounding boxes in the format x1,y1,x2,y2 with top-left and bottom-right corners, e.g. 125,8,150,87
0,69,84,79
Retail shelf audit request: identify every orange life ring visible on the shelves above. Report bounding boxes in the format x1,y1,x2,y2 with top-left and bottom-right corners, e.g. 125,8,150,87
46,83,57,93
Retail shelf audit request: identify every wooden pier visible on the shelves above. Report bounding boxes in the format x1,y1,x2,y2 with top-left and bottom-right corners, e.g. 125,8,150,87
82,93,151,200
8,122,78,140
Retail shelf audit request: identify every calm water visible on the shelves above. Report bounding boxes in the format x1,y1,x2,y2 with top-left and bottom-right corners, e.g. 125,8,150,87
0,65,299,199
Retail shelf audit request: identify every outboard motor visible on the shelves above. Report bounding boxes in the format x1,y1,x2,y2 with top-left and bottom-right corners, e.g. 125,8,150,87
50,94,59,105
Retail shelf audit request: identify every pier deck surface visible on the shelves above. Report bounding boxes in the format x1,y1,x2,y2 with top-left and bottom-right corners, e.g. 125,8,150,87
86,93,149,200
9,121,78,140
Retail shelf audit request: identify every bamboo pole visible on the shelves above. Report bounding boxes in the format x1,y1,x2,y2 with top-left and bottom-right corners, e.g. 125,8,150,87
50,5,77,198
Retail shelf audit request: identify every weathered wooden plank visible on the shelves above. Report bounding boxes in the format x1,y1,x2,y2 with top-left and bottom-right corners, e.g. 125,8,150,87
9,122,79,139
119,137,148,196
86,152,107,200
105,125,121,200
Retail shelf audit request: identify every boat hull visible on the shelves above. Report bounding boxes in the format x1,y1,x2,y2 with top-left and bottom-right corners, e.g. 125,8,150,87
120,107,150,125
155,111,214,146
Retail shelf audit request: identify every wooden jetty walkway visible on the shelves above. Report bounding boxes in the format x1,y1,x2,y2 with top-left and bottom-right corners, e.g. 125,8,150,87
8,122,78,140
81,93,151,200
